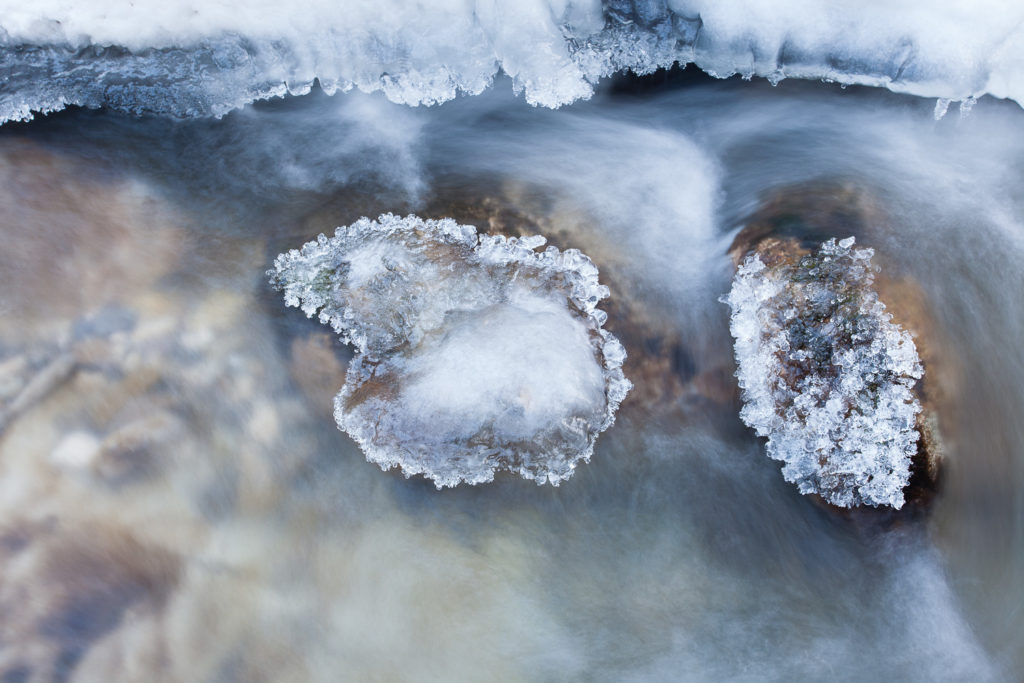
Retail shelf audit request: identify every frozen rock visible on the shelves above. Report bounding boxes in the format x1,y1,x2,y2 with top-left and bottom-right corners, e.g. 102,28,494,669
289,333,348,417
270,214,631,487
724,236,924,509
0,519,181,681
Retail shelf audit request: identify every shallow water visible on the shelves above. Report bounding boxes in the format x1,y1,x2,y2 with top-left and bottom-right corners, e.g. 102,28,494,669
1,74,1023,680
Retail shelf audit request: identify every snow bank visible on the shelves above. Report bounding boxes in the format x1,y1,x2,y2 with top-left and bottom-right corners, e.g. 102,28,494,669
724,238,923,509
269,214,630,488
1,0,1023,122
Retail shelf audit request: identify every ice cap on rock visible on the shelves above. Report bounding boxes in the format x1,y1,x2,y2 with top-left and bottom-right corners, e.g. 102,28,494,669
270,213,631,488
723,237,923,509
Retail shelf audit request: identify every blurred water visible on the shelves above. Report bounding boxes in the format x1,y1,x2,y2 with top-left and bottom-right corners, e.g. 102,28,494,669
0,74,1022,680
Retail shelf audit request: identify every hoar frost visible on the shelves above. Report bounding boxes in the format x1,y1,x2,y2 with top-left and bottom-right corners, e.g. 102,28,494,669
724,237,923,509
270,214,631,488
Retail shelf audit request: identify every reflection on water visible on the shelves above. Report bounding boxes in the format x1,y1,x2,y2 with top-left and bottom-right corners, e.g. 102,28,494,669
0,75,1022,680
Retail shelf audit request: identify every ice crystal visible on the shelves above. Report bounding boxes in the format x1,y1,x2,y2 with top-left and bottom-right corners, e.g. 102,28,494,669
724,237,923,508
270,214,630,488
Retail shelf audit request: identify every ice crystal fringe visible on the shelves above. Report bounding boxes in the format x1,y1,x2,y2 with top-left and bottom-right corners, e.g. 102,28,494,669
724,237,923,509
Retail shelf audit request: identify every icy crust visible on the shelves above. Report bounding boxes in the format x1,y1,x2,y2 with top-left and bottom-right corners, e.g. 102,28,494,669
724,238,923,509
269,214,631,488
2,0,1024,123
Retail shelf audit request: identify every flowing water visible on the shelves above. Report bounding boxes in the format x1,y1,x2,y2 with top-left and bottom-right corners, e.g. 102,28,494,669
1,54,1024,683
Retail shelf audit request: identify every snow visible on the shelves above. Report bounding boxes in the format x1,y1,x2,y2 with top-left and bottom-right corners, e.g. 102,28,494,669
269,214,631,488
723,237,923,509
1,1,1023,122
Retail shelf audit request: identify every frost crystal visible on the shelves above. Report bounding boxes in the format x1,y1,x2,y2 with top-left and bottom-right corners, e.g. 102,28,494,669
724,238,923,509
270,214,631,488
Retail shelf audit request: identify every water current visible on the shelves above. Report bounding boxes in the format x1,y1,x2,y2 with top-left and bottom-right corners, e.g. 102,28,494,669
1,63,1022,680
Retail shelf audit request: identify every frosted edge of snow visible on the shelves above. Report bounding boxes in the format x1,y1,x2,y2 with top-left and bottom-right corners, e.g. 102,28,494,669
2,2,1024,124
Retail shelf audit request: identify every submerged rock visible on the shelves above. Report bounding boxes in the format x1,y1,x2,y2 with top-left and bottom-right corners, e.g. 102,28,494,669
270,213,631,488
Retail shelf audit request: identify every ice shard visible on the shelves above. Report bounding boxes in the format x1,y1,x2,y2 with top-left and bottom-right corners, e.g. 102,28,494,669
270,214,631,488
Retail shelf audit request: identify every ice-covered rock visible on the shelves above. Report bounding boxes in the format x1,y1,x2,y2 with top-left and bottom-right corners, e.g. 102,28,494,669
724,237,924,509
270,214,631,487
1,1,1022,123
